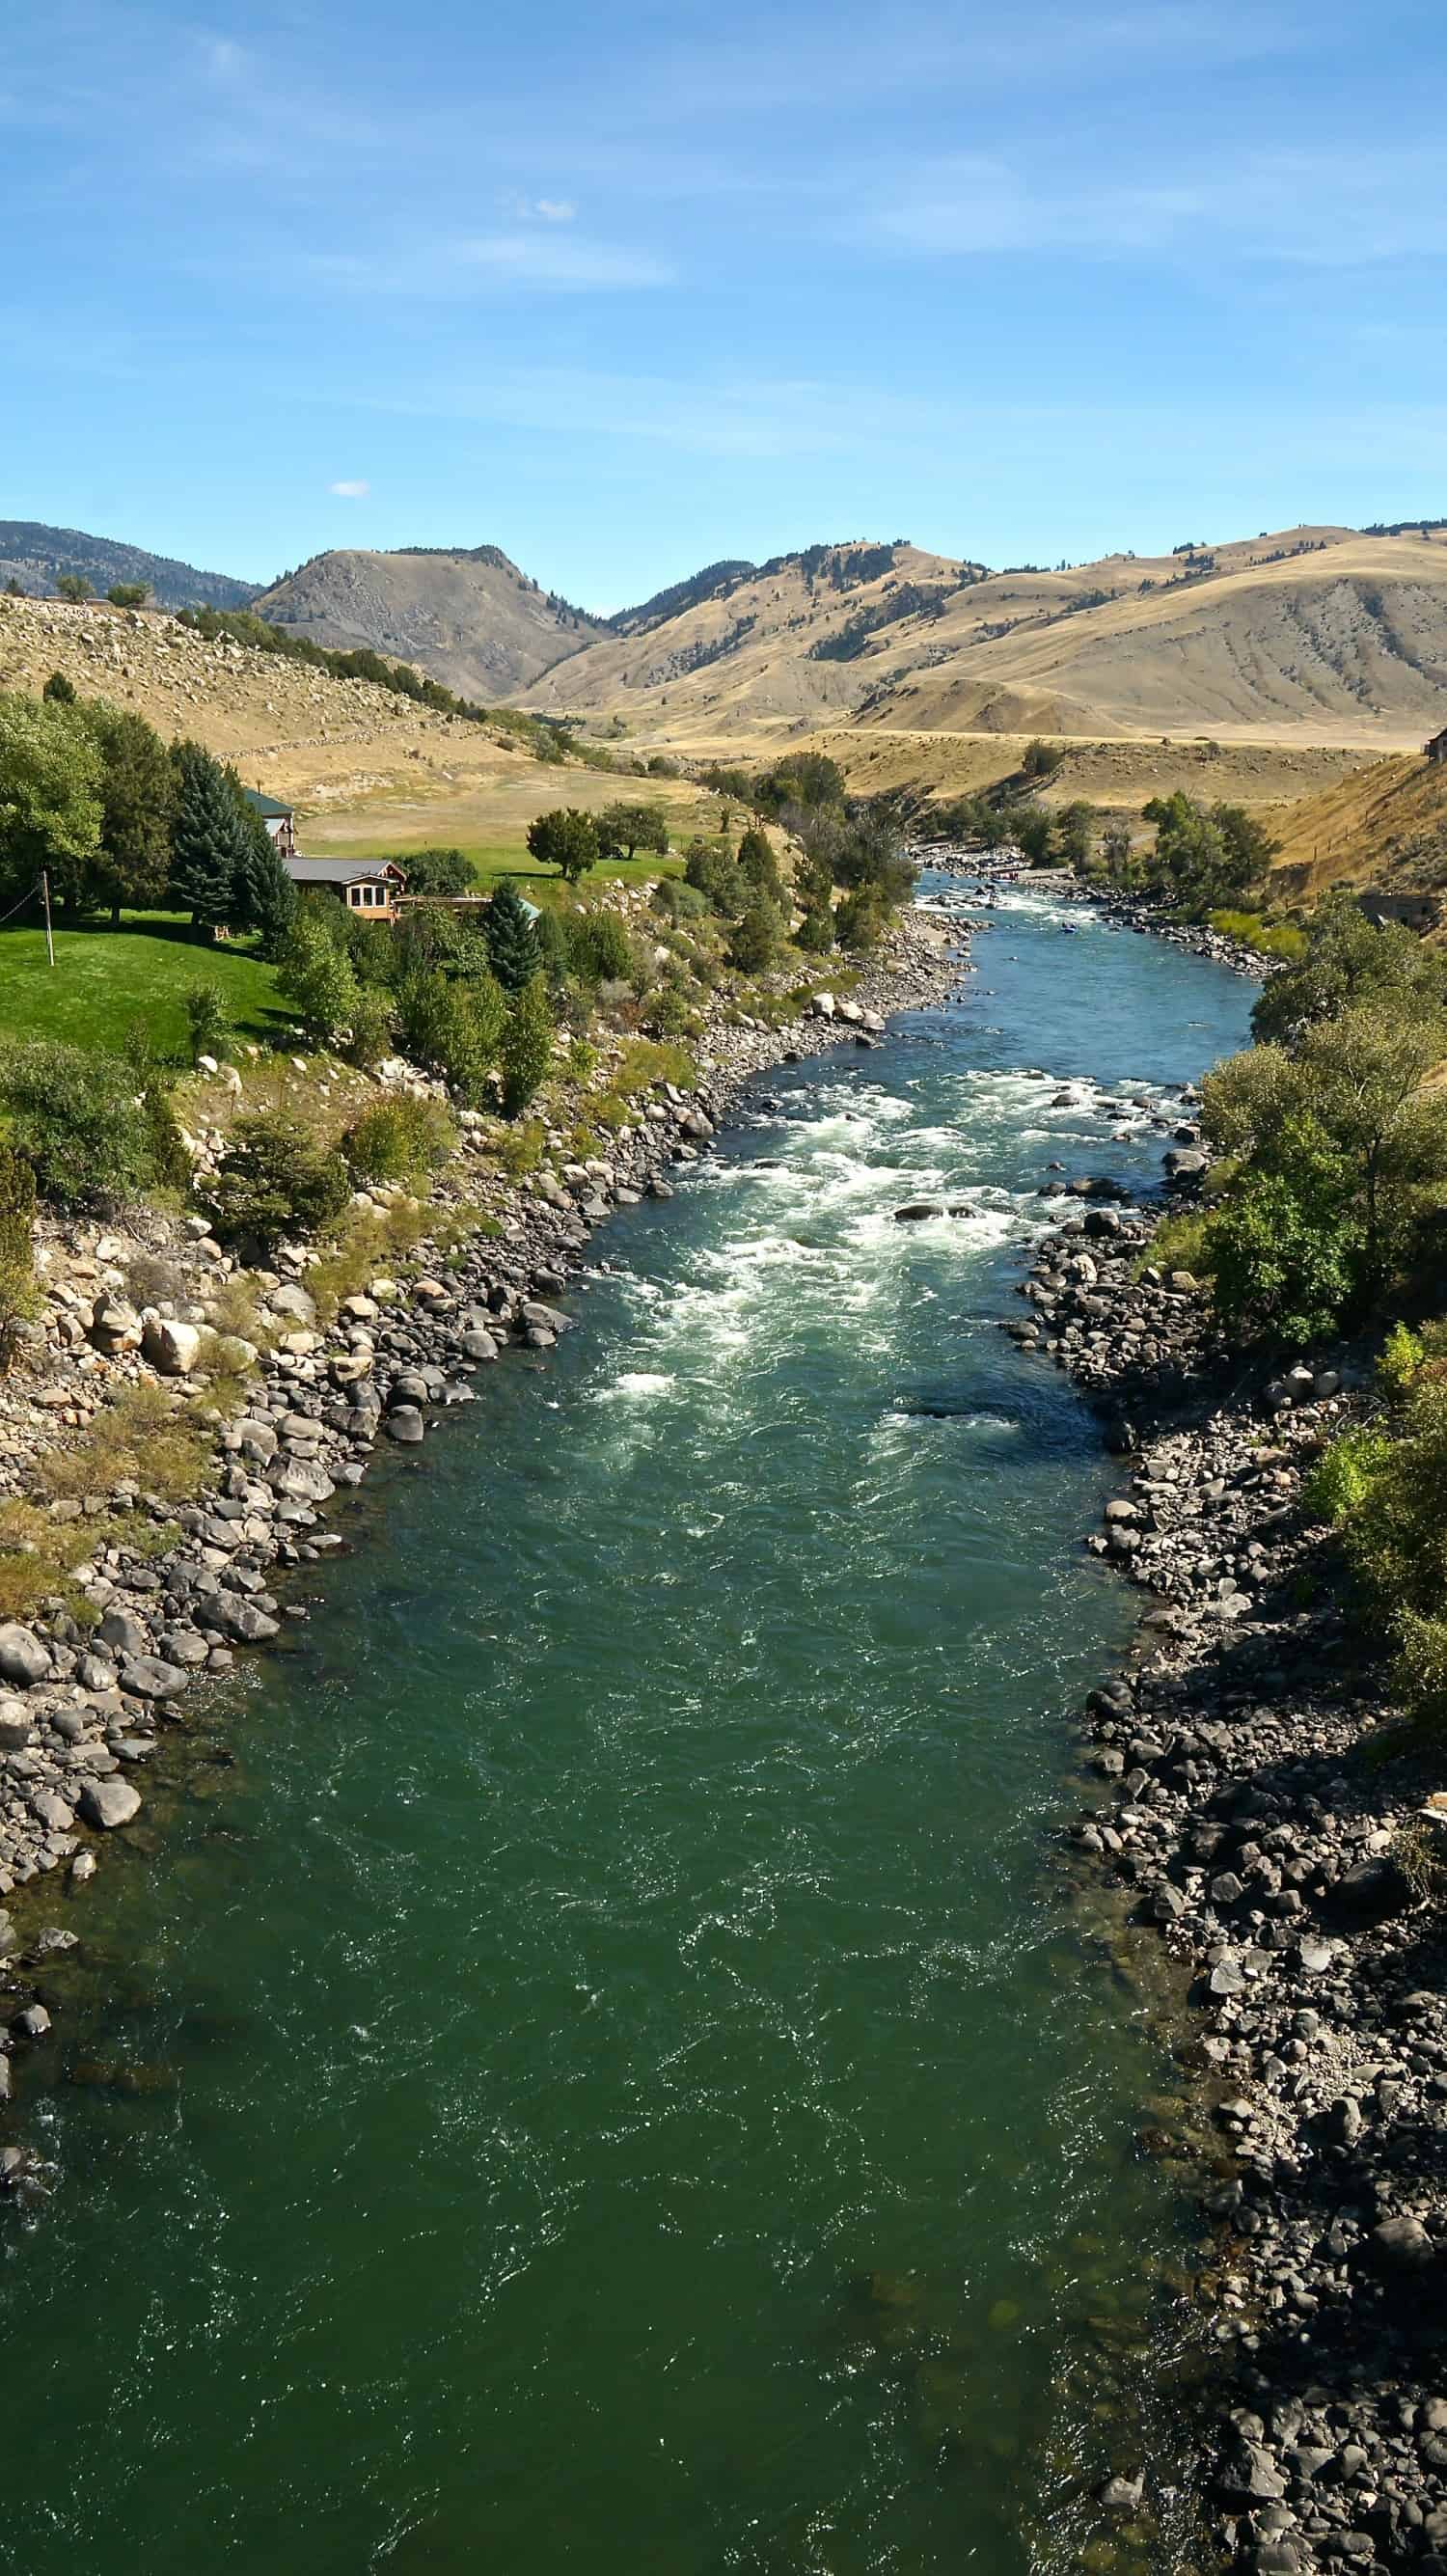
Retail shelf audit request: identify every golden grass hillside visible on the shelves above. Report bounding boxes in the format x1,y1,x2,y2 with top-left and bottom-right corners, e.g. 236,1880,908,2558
0,592,720,861
790,726,1369,817
512,527,1447,748
1266,751,1447,900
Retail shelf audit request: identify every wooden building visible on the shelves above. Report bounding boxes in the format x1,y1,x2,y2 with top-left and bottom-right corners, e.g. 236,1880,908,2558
1426,727,1447,766
241,788,297,861
285,854,408,922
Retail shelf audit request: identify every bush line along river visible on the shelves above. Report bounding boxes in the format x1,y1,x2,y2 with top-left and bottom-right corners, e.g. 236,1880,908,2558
1,888,1253,2574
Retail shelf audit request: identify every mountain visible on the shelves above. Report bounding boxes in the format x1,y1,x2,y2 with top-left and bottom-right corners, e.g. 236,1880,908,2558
253,545,609,703
507,528,1447,748
0,520,259,611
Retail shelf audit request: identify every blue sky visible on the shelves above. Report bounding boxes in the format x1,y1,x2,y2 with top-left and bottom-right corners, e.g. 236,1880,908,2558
3,0,1444,610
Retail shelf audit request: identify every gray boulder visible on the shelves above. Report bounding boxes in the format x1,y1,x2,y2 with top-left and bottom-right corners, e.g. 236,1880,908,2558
79,1778,142,1830
118,1655,190,1700
96,1610,149,1660
0,1624,52,1688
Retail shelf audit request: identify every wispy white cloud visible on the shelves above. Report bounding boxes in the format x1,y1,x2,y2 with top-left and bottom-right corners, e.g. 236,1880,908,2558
299,230,673,296
852,146,1447,267
356,365,941,458
533,198,576,224
329,479,370,499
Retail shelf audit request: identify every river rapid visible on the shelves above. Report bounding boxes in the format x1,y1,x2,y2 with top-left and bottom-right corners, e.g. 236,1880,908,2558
0,889,1253,2576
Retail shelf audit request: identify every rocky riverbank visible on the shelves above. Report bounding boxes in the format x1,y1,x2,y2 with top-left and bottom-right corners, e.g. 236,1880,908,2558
0,909,956,2156
1016,1196,1447,2574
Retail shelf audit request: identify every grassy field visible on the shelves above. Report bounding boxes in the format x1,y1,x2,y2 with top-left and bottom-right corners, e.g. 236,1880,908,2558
320,839,689,898
0,916,285,1055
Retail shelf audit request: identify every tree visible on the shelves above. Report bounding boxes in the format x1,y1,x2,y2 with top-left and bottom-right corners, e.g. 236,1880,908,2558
526,807,599,883
737,825,784,905
79,701,177,921
754,751,845,815
726,901,780,973
1201,1004,1447,1331
274,908,359,1045
234,802,298,955
41,671,76,705
397,968,506,1104
485,879,542,992
170,738,247,935
106,583,150,609
499,974,554,1115
1021,739,1063,779
402,846,475,897
0,691,103,912
1002,801,1054,864
1101,819,1136,880
54,574,94,605
1251,891,1447,1048
597,801,669,863
1055,801,1095,867
683,836,743,914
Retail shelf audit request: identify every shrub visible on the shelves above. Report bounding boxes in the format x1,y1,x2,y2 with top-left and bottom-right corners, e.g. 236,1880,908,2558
185,982,232,1064
0,1039,154,1208
275,910,359,1045
835,887,885,951
342,985,396,1070
567,910,636,983
646,984,693,1037
651,877,709,923
1301,1428,1392,1526
344,1097,456,1184
727,901,781,973
209,1113,351,1252
397,968,505,1105
500,975,555,1117
796,903,834,953
0,1141,39,1368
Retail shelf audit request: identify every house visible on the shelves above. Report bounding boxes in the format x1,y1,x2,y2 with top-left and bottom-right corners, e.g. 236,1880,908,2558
1425,727,1447,765
241,788,297,861
1360,889,1441,932
285,854,408,922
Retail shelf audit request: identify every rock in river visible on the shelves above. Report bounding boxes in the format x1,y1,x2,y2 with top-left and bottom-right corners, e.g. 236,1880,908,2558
78,1778,143,1830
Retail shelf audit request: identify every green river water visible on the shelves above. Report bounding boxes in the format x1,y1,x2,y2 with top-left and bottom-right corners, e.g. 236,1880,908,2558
0,888,1253,2575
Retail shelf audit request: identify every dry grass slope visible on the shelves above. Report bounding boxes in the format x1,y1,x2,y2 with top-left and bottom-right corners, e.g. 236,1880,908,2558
512,528,1447,750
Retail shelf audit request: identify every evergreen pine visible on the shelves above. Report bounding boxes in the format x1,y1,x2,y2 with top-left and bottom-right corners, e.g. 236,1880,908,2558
170,740,245,935
229,777,298,955
485,879,542,992
499,973,554,1115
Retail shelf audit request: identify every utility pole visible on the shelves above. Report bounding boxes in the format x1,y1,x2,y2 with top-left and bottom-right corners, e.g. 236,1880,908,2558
41,871,55,968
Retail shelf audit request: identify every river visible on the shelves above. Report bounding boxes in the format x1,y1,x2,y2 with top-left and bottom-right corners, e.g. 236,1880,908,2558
0,888,1253,2575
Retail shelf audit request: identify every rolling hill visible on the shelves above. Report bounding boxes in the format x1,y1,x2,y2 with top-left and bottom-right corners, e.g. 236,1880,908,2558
508,528,1447,749
0,520,259,611
1265,749,1447,903
254,545,608,703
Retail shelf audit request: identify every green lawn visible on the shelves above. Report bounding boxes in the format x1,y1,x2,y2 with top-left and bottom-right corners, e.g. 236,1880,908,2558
0,916,286,1056
325,840,688,900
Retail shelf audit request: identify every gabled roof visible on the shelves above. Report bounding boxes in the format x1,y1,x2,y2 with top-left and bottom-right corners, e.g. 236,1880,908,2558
242,787,294,819
286,855,405,885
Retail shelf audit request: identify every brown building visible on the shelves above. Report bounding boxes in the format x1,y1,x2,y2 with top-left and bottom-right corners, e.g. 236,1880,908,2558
1425,726,1447,765
285,855,408,921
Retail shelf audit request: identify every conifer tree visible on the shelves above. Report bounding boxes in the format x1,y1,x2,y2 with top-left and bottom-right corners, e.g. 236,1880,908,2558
170,739,245,935
499,973,554,1115
484,878,542,992
228,775,297,955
